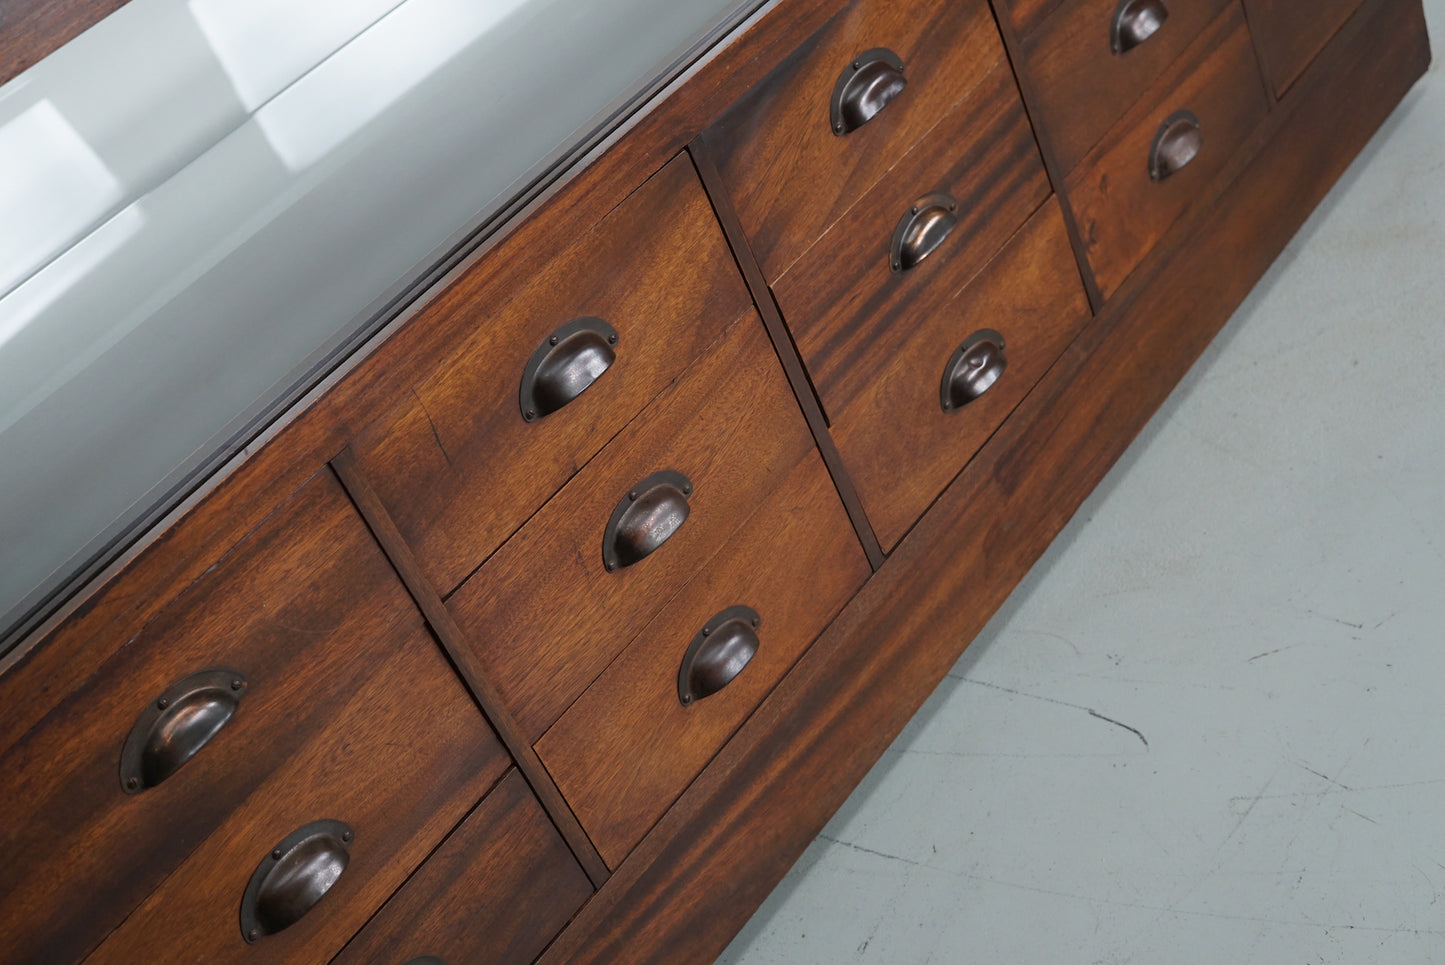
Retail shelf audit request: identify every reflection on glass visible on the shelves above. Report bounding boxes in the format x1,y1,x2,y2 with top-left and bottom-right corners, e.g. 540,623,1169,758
0,100,123,297
256,0,530,171
0,0,755,650
187,0,406,111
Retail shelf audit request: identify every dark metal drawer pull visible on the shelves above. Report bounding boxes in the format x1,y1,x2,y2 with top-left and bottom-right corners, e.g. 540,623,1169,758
941,330,1007,411
831,48,906,135
400,958,445,965
891,193,958,273
1111,0,1168,55
241,819,354,943
602,469,692,572
519,316,619,421
679,606,761,705
119,669,247,793
1149,109,1202,181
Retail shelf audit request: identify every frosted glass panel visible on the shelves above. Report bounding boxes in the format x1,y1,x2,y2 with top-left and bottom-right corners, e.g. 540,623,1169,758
0,0,759,645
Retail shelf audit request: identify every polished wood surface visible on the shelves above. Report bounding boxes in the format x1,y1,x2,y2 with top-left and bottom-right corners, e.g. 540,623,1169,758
1020,0,1234,174
1065,2,1268,298
538,449,869,868
1245,0,1367,97
994,0,1071,37
333,770,593,965
0,0,1428,961
0,470,502,965
831,200,1091,551
770,59,1049,420
81,596,502,964
330,448,611,885
447,314,819,741
535,3,1431,959
701,0,1006,282
351,155,752,596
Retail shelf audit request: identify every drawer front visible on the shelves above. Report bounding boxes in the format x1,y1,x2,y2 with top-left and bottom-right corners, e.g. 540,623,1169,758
995,0,1070,37
1244,0,1365,97
701,0,1006,282
0,471,506,965
447,313,822,742
333,770,593,965
1065,2,1268,298
772,60,1049,420
350,153,753,596
831,201,1090,551
1020,0,1234,174
536,446,869,868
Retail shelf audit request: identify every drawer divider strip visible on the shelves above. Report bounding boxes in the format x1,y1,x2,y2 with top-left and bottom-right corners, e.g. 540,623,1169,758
330,447,611,888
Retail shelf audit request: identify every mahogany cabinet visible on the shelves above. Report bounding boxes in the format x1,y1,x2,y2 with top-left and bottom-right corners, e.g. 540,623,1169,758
0,0,1429,962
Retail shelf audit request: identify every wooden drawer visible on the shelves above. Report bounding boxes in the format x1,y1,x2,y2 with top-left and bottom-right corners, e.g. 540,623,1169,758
333,770,593,965
699,0,1006,283
1244,0,1367,96
1064,1,1268,298
350,153,752,596
772,59,1050,421
0,471,506,965
447,313,824,742
537,445,869,868
1018,0,1234,174
995,0,1070,37
829,200,1089,551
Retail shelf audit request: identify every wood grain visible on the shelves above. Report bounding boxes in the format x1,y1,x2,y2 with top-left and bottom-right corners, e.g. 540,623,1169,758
0,0,851,698
332,770,594,965
1065,2,1269,299
0,470,503,965
701,0,1006,282
831,200,1091,551
689,145,888,569
330,448,611,886
535,0,1430,959
1020,0,1234,174
0,477,503,965
350,154,751,597
1244,0,1367,97
537,447,869,868
772,59,1050,420
447,314,819,742
994,0,1071,38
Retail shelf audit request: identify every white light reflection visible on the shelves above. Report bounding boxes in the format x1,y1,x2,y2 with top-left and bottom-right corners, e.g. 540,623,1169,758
0,100,123,297
0,205,146,427
255,0,530,171
187,0,406,111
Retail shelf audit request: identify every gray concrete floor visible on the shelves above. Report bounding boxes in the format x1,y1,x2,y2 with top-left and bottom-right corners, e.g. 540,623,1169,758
720,5,1445,962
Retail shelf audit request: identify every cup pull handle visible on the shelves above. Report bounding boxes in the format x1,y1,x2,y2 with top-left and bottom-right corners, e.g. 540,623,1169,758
241,820,354,943
941,330,1007,411
602,470,693,572
678,606,761,705
1149,110,1202,181
1111,0,1169,55
831,48,907,135
119,669,247,793
519,316,619,421
890,193,959,273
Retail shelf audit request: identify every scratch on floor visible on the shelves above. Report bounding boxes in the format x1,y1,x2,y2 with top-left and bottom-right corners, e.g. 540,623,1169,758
817,834,927,869
1298,762,1353,791
1248,646,1298,662
1088,710,1150,747
960,678,1149,748
1304,608,1365,630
